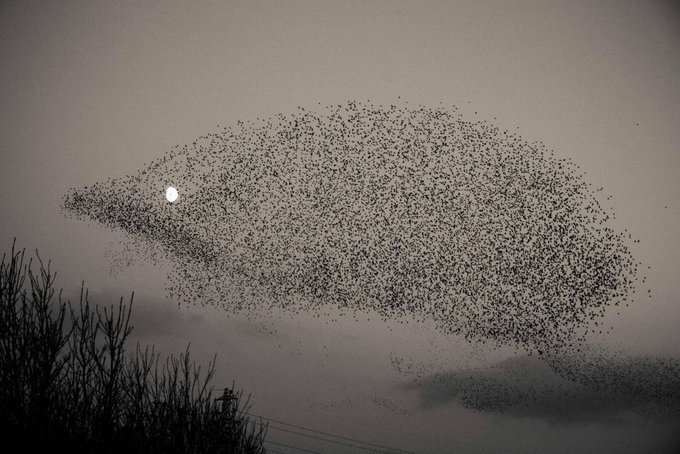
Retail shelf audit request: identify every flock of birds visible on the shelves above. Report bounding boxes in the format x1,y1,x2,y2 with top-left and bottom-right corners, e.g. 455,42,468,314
63,100,641,356
61,100,680,419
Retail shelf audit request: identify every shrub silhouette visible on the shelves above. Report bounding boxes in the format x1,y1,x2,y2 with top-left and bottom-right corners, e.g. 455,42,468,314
0,240,267,453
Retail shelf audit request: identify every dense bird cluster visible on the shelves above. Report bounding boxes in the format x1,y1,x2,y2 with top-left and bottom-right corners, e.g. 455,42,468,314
62,101,640,353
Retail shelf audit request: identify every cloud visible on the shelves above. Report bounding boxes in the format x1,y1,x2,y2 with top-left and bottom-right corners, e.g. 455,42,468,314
405,353,680,425
58,285,206,341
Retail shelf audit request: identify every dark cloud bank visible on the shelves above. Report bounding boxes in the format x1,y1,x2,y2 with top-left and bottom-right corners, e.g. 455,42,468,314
405,352,680,425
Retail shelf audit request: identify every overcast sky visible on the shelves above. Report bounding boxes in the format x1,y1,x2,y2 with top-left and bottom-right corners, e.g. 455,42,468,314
2,1,680,452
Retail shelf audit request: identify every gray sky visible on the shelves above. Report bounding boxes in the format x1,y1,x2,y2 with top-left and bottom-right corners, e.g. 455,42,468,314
2,1,680,452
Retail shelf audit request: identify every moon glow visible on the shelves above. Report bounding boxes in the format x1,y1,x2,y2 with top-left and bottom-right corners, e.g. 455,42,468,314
165,186,178,202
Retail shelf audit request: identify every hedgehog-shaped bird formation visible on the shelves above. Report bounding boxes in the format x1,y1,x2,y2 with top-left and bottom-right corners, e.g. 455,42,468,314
62,101,641,354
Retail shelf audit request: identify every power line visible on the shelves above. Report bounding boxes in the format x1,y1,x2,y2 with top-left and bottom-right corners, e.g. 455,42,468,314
219,388,407,437
261,422,383,452
249,412,414,454
216,389,415,453
265,439,321,454
249,413,413,454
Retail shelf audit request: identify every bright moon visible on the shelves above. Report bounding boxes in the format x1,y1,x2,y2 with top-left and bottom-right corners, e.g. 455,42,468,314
165,186,178,202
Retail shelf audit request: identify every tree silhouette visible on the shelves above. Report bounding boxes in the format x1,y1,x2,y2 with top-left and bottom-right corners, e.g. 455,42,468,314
0,239,267,453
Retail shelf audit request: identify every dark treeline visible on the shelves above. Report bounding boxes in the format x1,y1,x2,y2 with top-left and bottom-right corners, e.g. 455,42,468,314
0,240,267,453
